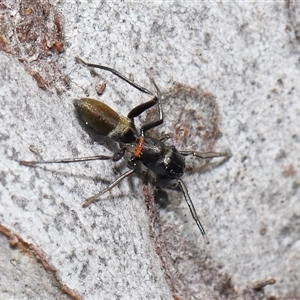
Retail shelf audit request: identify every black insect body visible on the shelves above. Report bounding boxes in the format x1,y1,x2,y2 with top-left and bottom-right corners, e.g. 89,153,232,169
20,57,229,244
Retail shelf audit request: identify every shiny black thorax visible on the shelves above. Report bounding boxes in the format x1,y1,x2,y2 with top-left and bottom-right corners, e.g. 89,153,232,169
137,137,185,179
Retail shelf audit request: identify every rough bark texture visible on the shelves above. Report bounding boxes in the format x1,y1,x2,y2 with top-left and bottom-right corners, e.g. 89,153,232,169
1,1,300,299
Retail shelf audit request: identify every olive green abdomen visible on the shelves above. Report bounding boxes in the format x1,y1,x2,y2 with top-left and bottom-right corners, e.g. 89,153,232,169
74,98,136,143
74,98,120,136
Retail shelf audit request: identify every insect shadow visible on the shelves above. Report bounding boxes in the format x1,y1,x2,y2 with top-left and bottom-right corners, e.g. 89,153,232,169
20,57,231,244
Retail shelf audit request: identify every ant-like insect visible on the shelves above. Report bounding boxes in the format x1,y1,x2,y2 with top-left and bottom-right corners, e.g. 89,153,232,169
20,57,230,244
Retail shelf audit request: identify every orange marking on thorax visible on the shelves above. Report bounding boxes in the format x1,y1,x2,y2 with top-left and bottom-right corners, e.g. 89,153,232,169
134,137,145,158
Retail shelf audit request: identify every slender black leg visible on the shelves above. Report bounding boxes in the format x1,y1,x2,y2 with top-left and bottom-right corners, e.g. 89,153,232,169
177,179,209,244
179,151,230,159
20,155,113,166
139,75,163,136
127,93,163,136
76,57,153,96
127,95,158,118
159,134,170,143
82,169,135,207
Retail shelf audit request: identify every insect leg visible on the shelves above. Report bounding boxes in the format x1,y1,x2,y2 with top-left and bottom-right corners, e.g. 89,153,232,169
138,74,164,135
20,155,113,166
179,151,230,159
76,57,153,96
177,179,210,244
159,134,170,143
82,169,135,207
127,96,158,119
